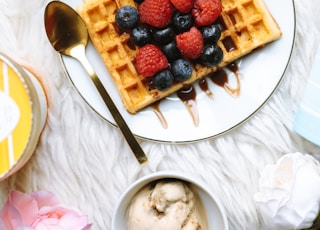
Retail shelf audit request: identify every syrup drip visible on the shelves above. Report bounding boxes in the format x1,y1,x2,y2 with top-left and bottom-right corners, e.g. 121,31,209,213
229,14,237,25
215,16,227,32
198,78,214,99
152,62,240,128
177,86,199,127
222,36,236,52
209,62,240,97
151,101,168,129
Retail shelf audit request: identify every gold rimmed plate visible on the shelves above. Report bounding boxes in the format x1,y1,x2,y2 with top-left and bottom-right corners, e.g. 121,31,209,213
59,0,295,143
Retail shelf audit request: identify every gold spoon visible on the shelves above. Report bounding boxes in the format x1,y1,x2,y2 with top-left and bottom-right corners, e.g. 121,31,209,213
44,1,148,165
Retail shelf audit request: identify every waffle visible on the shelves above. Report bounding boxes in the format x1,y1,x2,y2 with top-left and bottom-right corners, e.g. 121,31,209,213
77,0,282,114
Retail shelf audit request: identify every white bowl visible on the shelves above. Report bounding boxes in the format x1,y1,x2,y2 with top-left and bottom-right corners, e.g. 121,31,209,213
111,171,229,230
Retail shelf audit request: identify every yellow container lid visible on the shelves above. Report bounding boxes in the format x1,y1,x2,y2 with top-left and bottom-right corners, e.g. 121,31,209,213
0,53,47,180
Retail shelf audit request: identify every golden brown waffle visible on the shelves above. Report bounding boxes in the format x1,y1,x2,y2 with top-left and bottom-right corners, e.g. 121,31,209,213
78,0,282,114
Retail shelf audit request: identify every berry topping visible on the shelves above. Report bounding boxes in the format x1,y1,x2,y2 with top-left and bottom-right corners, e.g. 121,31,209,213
176,27,204,59
153,70,174,90
115,6,139,30
171,59,193,82
153,27,175,45
161,41,181,62
130,26,151,47
115,0,224,92
170,0,194,13
200,44,223,67
192,0,222,26
136,44,169,77
172,12,194,33
201,24,221,43
139,0,173,28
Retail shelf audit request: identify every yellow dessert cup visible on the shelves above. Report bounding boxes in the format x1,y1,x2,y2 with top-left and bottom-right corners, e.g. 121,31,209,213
0,53,47,181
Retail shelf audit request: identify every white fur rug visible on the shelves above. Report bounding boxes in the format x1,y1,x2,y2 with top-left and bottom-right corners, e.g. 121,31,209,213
0,0,320,229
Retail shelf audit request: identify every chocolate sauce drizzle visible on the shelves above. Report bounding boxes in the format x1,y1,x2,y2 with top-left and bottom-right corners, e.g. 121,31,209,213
177,85,199,127
152,62,241,128
198,78,214,99
152,101,168,129
209,62,240,97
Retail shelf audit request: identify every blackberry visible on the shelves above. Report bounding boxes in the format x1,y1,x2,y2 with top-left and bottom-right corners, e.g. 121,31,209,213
115,6,139,30
172,12,194,33
153,70,174,91
130,26,151,47
171,59,193,82
200,44,223,67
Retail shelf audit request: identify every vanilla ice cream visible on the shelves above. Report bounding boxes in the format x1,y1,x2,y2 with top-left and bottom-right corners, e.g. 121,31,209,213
127,179,208,230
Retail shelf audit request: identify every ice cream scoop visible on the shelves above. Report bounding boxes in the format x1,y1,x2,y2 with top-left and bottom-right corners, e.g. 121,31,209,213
127,179,208,230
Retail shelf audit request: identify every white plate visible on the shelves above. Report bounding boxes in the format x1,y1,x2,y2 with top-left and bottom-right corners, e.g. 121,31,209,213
60,0,295,143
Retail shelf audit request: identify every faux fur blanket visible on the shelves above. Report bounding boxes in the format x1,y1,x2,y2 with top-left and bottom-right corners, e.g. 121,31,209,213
0,0,320,229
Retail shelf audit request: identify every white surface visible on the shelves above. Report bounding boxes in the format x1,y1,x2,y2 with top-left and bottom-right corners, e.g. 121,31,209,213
0,1,320,230
61,0,295,142
111,171,228,230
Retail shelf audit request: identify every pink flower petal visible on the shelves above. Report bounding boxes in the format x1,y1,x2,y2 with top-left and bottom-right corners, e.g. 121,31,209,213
38,205,80,219
0,199,23,230
34,221,64,230
31,191,60,208
2,190,39,227
15,225,34,230
81,224,93,230
1,190,92,230
58,212,90,229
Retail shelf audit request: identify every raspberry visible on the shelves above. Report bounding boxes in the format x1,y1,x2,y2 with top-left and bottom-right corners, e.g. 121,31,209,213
170,0,194,13
176,27,204,59
192,0,222,26
136,44,168,77
139,0,173,28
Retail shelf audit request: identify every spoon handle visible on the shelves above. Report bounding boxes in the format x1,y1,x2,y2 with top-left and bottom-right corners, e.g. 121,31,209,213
71,45,148,165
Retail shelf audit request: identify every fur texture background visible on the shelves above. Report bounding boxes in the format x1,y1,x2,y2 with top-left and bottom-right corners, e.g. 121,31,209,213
0,0,320,229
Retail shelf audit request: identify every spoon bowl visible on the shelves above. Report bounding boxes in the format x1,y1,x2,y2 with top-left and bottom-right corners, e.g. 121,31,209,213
44,1,148,165
45,1,87,55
